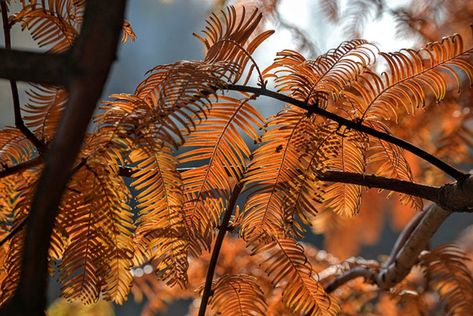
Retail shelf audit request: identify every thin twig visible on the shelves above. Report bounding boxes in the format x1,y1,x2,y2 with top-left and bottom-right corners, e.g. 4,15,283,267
0,156,42,179
1,2,46,153
0,217,27,247
324,268,376,293
225,84,466,180
198,183,243,316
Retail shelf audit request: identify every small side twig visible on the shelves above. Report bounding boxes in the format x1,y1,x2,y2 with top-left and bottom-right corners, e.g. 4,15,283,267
324,268,376,293
198,183,243,316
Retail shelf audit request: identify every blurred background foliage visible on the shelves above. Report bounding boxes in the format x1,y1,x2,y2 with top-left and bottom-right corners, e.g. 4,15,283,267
1,0,473,315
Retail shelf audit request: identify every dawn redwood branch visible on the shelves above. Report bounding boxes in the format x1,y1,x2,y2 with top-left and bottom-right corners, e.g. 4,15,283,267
324,268,376,293
198,183,243,316
0,1,128,315
376,204,450,289
0,49,68,86
225,84,466,180
1,2,46,152
324,204,452,293
384,209,427,267
318,170,441,203
0,156,42,179
0,2,67,86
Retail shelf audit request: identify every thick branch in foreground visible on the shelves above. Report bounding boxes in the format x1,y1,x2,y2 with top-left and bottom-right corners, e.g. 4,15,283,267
0,1,127,315
226,84,466,180
198,183,243,316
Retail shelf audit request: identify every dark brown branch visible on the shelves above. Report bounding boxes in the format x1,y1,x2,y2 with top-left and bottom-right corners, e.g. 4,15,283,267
1,2,47,152
0,49,68,86
324,268,376,293
198,183,243,316
0,156,42,179
323,204,452,293
0,217,27,247
225,84,466,180
318,170,440,203
0,1,128,315
376,204,450,289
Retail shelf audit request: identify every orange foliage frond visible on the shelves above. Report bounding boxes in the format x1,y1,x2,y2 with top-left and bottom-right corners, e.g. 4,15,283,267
209,274,268,315
121,20,136,44
23,86,68,142
58,162,134,304
0,128,37,168
252,237,339,316
12,4,78,52
323,129,368,217
241,106,308,240
348,34,473,122
180,95,263,253
419,245,473,316
263,39,375,106
131,147,189,288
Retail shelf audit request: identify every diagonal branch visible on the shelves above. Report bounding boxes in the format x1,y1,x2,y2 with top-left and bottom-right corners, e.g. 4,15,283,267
318,170,440,203
323,204,451,293
0,1,128,315
225,84,466,180
198,183,243,316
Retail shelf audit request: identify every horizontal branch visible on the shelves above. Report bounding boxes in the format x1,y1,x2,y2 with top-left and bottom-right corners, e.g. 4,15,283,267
226,84,466,180
318,170,440,203
0,49,68,86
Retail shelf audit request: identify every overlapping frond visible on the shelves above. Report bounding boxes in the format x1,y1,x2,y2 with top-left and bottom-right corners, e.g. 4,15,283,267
209,274,267,315
134,61,234,145
180,95,263,252
252,237,339,316
348,34,473,122
323,129,368,217
283,121,340,237
59,161,134,304
367,120,422,209
12,4,78,52
0,173,35,305
23,86,68,142
419,245,473,315
0,128,36,169
131,147,189,288
263,39,375,106
241,106,308,240
194,5,274,84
